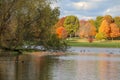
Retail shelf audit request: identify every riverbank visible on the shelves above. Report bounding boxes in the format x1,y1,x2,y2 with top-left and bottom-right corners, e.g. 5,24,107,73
27,51,65,57
67,38,120,48
67,47,120,54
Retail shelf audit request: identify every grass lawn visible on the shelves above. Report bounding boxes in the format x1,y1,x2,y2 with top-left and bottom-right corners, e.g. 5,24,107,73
67,38,120,48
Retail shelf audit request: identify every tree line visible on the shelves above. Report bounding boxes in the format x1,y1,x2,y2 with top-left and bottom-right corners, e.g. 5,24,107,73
55,15,120,40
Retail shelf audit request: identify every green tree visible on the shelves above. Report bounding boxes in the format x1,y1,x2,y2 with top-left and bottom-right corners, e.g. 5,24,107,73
40,34,68,51
0,0,67,53
63,15,79,37
89,19,95,25
94,16,103,32
114,16,120,28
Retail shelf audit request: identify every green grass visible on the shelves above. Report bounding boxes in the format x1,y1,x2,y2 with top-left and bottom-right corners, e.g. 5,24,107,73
67,38,120,48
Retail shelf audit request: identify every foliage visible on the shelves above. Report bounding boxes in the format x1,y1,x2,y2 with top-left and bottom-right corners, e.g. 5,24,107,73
95,32,106,40
110,23,120,38
0,0,67,52
87,21,97,37
94,16,103,32
54,17,66,28
99,20,110,37
63,15,79,36
99,15,120,39
39,34,68,51
78,21,96,38
77,20,87,38
114,16,120,28
56,27,67,39
103,15,113,23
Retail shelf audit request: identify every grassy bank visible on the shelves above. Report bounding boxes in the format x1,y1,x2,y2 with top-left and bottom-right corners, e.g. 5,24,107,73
67,38,120,48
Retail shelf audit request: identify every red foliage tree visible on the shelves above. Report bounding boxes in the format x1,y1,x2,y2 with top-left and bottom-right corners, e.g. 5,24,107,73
78,20,96,38
56,27,67,39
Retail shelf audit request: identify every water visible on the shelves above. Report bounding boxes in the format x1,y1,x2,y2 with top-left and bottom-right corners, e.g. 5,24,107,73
0,47,120,80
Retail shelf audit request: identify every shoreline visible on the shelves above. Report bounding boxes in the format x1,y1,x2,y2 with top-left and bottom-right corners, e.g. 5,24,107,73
28,51,65,57
67,47,120,54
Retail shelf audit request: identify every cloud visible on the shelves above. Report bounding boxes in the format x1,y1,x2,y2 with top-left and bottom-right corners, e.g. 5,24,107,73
90,0,104,2
58,0,120,20
81,16,95,20
72,2,97,10
104,5,120,16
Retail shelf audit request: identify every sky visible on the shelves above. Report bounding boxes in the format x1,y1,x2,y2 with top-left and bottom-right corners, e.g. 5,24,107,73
52,0,120,20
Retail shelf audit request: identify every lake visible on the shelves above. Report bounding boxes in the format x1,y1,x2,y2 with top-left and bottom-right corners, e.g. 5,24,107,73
0,47,120,80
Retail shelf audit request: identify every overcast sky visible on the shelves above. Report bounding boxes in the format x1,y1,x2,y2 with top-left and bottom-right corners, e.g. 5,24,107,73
52,0,120,20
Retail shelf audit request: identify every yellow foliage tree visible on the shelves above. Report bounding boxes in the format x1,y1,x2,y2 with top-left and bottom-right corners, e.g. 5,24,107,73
99,20,110,37
95,32,106,40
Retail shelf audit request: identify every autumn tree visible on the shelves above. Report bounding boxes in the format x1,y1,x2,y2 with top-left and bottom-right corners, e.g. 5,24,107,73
104,15,113,23
76,20,87,38
99,20,110,38
98,15,113,38
54,17,66,28
95,32,106,40
88,23,97,37
78,21,96,38
56,27,67,39
110,23,120,39
88,19,97,36
63,15,79,37
99,15,120,39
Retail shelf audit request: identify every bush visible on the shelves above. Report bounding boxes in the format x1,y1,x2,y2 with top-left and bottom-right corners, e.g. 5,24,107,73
95,32,106,40
40,34,68,52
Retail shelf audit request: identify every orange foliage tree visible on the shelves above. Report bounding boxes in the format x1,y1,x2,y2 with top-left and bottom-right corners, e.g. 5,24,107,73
99,15,113,37
76,20,87,38
78,21,96,38
99,20,110,37
110,23,120,39
103,15,113,23
99,17,120,39
56,27,67,39
88,23,97,37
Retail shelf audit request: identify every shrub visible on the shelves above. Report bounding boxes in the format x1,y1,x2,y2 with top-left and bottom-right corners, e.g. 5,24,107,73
40,34,68,51
95,32,106,40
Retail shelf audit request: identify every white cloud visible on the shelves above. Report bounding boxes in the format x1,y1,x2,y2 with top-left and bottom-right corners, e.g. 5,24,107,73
72,1,97,10
104,5,120,16
90,0,104,2
60,12,95,20
81,16,95,20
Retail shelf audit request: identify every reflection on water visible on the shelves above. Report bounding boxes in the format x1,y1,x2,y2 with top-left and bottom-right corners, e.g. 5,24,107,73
0,54,53,80
1,52,120,80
